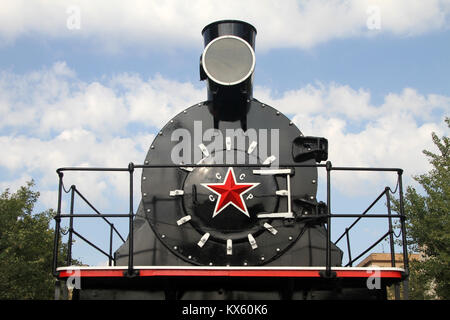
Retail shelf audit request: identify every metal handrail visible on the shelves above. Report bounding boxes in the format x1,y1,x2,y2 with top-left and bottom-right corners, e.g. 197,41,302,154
72,187,126,243
334,188,390,245
333,186,401,269
345,230,391,267
63,184,126,267
52,161,409,299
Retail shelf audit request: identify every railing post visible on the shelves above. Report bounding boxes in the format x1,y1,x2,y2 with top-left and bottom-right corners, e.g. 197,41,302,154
66,185,75,266
345,228,352,267
126,162,138,277
385,187,400,300
326,161,332,276
398,170,409,299
385,188,396,267
52,171,64,276
320,161,335,278
109,223,114,266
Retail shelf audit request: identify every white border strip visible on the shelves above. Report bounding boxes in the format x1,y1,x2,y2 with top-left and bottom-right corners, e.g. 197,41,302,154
57,266,405,272
202,35,256,86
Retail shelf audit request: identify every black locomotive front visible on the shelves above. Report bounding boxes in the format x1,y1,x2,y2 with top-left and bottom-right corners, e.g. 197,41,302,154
114,20,342,268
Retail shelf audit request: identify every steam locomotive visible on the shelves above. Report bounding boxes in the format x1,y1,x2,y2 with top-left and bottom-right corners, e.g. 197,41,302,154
114,20,341,269
54,20,407,300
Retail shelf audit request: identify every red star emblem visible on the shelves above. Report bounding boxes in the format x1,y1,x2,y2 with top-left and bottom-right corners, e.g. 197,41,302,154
202,167,259,218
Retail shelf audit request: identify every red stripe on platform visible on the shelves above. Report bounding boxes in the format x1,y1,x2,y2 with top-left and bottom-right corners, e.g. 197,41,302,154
59,270,124,278
336,270,402,278
139,269,322,277
57,268,402,279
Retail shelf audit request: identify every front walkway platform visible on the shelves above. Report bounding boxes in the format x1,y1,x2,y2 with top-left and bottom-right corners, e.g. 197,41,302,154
57,265,404,279
55,266,404,300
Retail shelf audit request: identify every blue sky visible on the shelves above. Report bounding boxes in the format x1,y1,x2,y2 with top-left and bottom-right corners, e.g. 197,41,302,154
1,1,449,266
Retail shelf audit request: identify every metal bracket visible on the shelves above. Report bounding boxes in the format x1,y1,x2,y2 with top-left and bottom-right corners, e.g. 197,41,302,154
254,168,294,219
253,168,293,175
292,136,328,162
170,189,185,197
319,269,337,279
294,199,328,224
257,212,294,219
123,269,140,278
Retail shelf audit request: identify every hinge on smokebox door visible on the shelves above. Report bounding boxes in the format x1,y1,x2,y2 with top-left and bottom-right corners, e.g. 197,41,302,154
253,168,295,219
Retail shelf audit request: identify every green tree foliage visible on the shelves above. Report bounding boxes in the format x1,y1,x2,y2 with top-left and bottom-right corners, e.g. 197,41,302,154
0,181,68,299
396,117,449,299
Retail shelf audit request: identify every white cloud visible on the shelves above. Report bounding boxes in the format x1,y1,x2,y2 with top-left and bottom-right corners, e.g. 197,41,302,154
0,1,449,51
0,130,148,208
112,73,205,128
0,173,32,194
0,62,204,135
0,62,448,211
256,83,450,195
0,62,203,210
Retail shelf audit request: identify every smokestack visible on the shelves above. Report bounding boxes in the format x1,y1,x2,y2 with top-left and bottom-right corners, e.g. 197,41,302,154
200,20,257,124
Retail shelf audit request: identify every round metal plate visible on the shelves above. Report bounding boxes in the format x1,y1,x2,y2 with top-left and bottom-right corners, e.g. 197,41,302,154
141,100,317,266
202,35,255,85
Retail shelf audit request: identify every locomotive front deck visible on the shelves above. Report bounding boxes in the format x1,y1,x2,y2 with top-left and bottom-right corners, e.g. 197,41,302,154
52,162,410,300
51,20,410,300
55,265,405,300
